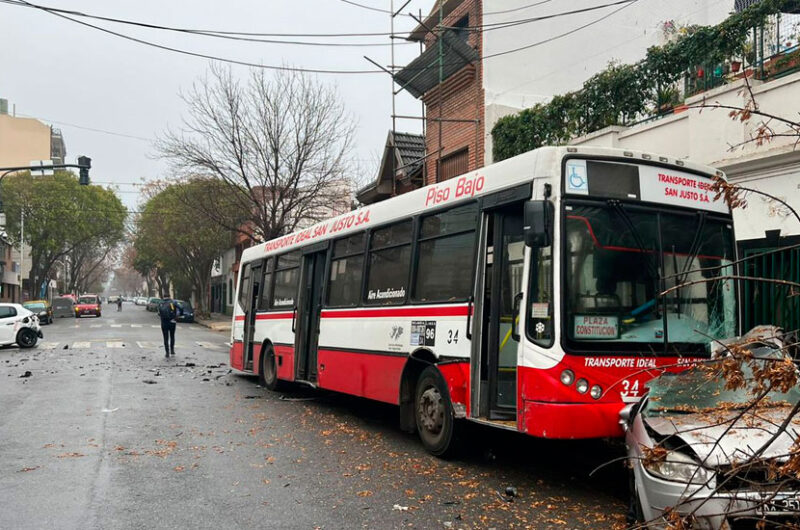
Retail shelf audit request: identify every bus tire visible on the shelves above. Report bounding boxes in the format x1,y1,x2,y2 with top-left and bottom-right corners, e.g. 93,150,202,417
414,365,458,458
259,345,283,391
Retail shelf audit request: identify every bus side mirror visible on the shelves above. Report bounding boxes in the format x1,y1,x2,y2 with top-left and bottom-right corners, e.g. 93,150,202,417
524,200,554,247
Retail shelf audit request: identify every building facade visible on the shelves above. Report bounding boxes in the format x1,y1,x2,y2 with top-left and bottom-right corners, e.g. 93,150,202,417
0,98,68,301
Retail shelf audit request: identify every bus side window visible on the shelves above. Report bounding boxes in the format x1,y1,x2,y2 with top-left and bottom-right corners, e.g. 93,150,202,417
527,245,553,347
238,263,251,310
365,220,412,305
413,202,478,302
327,232,365,307
271,252,301,309
258,258,274,311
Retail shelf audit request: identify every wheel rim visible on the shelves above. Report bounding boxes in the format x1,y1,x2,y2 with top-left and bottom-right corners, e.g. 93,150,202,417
264,351,276,382
19,331,34,347
418,386,444,435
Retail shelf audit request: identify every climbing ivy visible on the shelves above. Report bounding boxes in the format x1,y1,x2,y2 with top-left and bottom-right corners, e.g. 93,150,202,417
492,0,800,161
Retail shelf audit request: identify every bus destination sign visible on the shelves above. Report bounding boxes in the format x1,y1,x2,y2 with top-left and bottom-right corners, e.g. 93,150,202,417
565,159,729,214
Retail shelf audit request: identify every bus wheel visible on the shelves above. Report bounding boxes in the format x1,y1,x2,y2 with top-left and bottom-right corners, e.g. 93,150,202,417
415,366,457,457
259,346,283,391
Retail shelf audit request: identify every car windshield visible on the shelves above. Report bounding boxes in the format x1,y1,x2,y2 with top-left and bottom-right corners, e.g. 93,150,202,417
78,296,98,304
564,202,736,353
176,300,192,309
644,355,800,416
24,303,46,311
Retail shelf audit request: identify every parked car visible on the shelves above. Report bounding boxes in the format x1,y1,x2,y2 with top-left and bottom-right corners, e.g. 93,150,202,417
174,300,195,323
22,300,53,325
135,297,147,306
624,344,800,529
107,295,120,304
52,296,76,318
75,294,102,318
146,298,162,312
0,303,43,348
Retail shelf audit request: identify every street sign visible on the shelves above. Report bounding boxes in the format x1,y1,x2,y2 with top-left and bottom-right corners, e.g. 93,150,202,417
29,160,54,176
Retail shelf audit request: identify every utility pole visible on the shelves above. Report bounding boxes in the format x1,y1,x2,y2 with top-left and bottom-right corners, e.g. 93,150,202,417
19,211,24,302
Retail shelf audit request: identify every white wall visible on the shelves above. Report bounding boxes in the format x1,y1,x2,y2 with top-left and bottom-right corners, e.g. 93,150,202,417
571,71,800,240
481,0,731,164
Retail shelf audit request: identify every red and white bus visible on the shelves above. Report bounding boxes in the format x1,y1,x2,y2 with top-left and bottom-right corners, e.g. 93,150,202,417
230,146,737,455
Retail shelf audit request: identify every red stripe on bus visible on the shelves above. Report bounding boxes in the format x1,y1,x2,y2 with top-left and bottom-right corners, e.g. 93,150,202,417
320,306,470,319
234,312,293,322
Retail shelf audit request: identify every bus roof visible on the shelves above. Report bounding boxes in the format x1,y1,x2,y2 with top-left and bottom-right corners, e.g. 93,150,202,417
241,146,725,265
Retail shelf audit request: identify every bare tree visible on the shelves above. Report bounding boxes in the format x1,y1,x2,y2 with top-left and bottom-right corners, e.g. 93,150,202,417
157,63,356,243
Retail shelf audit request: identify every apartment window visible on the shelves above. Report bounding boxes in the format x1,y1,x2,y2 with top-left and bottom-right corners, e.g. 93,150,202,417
439,148,469,182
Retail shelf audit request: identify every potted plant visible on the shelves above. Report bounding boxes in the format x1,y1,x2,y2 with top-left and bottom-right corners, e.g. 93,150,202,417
731,59,742,72
655,85,680,114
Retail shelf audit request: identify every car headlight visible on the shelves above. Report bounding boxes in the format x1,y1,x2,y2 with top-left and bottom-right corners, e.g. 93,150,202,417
643,450,713,485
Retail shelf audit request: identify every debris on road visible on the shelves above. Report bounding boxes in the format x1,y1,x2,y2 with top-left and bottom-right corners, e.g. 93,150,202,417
19,371,32,378
142,379,158,384
392,504,409,512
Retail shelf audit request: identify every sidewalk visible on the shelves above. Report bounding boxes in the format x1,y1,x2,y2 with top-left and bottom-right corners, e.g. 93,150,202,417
195,313,232,333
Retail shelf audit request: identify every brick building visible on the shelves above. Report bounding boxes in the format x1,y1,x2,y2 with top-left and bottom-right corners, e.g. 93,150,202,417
396,0,483,186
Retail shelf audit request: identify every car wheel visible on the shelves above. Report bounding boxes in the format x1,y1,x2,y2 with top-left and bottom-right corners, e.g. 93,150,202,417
415,365,459,457
259,345,284,391
17,328,38,349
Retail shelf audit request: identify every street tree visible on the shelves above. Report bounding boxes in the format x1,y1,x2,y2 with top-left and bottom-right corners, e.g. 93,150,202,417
135,179,242,314
1,171,126,299
157,63,355,243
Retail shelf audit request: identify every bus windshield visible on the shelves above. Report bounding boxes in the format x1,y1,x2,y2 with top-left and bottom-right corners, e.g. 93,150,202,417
564,202,736,353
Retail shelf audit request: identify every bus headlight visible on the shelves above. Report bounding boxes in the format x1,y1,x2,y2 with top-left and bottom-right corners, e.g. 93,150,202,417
576,378,589,394
560,370,575,386
590,385,602,400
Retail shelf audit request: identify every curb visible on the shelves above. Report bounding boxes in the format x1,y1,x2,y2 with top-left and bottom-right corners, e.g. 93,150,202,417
195,319,232,332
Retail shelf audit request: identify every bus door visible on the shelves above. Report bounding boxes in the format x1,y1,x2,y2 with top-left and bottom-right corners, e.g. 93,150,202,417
477,196,527,421
295,246,327,383
242,262,262,371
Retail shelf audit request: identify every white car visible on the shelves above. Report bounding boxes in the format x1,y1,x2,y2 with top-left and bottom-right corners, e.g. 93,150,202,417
135,297,147,306
0,303,43,348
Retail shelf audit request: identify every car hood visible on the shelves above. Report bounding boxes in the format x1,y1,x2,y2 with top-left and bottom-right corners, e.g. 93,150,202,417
644,407,800,467
75,303,99,308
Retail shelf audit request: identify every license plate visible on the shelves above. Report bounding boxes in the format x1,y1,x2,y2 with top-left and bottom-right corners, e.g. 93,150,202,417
763,496,800,513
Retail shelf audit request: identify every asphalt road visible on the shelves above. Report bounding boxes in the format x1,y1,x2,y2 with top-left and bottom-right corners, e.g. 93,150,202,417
1,304,628,529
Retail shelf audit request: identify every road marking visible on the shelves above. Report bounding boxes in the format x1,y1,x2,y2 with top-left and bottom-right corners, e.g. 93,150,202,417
72,324,80,328
196,341,225,350
136,341,160,349
107,341,125,348
151,325,160,328
90,324,102,328
110,324,122,328
39,342,59,350
72,342,91,349
131,324,142,328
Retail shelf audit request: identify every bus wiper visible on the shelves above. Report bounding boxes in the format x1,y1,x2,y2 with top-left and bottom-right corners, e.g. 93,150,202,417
607,200,658,280
673,213,706,316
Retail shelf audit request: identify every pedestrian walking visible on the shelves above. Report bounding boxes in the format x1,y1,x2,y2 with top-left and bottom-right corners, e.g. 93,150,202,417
116,297,123,312
157,298,181,358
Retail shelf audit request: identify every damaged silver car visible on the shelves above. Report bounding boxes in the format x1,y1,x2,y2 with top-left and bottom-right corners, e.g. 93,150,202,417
624,344,800,529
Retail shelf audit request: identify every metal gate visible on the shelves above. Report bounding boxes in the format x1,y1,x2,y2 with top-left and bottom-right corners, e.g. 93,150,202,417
741,246,800,331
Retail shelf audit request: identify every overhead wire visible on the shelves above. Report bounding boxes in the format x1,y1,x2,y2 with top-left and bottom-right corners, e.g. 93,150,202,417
0,0,383,74
0,0,411,38
442,0,638,31
482,0,641,59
